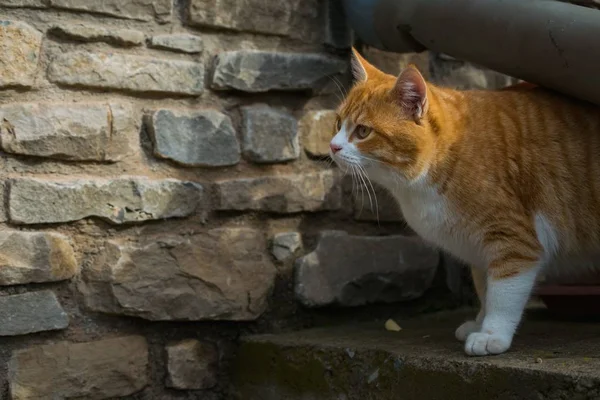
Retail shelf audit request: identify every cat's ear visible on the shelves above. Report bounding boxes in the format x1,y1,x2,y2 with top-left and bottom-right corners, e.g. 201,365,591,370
393,65,429,121
350,47,378,82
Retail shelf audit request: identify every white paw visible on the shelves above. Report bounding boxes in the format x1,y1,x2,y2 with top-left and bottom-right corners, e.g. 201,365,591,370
455,320,480,342
464,332,511,356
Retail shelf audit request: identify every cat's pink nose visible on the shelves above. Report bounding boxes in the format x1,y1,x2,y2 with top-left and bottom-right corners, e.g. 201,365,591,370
330,143,342,154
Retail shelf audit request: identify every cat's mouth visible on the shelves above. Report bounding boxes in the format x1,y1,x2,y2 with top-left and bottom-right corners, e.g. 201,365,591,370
330,152,357,172
331,151,377,172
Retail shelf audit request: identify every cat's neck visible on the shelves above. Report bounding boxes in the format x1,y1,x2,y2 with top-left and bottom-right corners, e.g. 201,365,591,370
427,85,467,156
414,85,470,182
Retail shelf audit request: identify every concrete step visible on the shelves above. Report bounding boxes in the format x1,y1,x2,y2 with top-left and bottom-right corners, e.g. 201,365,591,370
232,309,600,400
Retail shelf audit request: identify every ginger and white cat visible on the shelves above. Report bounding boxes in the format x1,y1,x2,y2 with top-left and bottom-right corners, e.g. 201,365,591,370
330,49,600,356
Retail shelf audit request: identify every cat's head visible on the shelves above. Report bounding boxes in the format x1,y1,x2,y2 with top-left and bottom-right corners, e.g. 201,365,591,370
330,48,439,182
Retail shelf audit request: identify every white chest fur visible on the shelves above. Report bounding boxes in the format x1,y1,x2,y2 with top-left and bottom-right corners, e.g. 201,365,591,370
380,176,484,267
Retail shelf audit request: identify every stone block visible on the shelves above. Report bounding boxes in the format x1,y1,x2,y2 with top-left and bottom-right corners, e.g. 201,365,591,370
0,181,7,222
147,108,240,167
0,102,136,161
0,291,68,336
48,0,172,22
149,33,203,53
188,0,320,40
271,232,302,262
9,177,204,225
166,339,218,390
0,20,42,88
233,316,600,400
295,231,439,307
299,110,336,158
48,23,145,46
211,51,346,93
0,231,77,285
215,170,341,213
241,105,299,163
0,0,47,6
79,229,276,321
48,51,204,96
9,336,149,399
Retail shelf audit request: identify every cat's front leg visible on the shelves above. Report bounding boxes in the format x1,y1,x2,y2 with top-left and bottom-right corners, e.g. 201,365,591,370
464,256,541,356
455,266,486,341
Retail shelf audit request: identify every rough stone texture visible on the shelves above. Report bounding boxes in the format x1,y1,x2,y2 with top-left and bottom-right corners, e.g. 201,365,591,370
0,102,135,161
79,229,276,321
0,181,7,223
0,0,46,6
48,0,172,23
271,232,302,262
0,291,69,336
48,51,204,95
362,47,430,78
294,231,439,307
211,51,346,93
241,105,299,163
299,110,336,158
48,23,145,46
106,102,139,160
0,20,42,88
147,108,240,167
188,0,321,40
216,170,341,213
353,183,404,222
0,231,77,285
9,336,149,400
0,3,498,399
234,310,600,400
429,52,519,89
149,33,203,53
9,177,204,225
166,339,218,390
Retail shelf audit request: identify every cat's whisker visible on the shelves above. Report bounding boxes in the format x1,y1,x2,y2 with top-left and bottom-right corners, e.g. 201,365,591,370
358,164,380,225
312,155,335,169
355,164,374,214
328,75,345,103
351,164,365,214
350,163,357,199
350,164,359,211
329,74,348,97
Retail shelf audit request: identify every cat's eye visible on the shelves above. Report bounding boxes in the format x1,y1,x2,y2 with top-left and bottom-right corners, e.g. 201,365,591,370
354,125,371,140
335,117,342,131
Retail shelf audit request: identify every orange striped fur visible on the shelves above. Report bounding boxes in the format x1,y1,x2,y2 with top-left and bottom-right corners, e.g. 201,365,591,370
330,48,600,356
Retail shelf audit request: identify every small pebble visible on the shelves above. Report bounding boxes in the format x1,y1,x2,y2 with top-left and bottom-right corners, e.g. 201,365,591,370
384,319,402,332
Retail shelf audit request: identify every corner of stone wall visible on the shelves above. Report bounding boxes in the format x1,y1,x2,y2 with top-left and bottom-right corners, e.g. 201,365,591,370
0,1,518,398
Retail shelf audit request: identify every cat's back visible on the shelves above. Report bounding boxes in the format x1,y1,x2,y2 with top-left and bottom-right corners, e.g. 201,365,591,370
441,85,600,254
465,85,599,136
452,84,600,182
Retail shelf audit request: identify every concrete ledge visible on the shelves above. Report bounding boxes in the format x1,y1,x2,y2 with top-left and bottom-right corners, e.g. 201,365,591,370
232,309,600,399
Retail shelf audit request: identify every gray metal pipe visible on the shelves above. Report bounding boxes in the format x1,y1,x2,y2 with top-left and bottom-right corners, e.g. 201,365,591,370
342,0,600,106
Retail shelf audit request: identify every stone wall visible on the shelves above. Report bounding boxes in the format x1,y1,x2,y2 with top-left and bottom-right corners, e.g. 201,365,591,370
0,1,517,399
